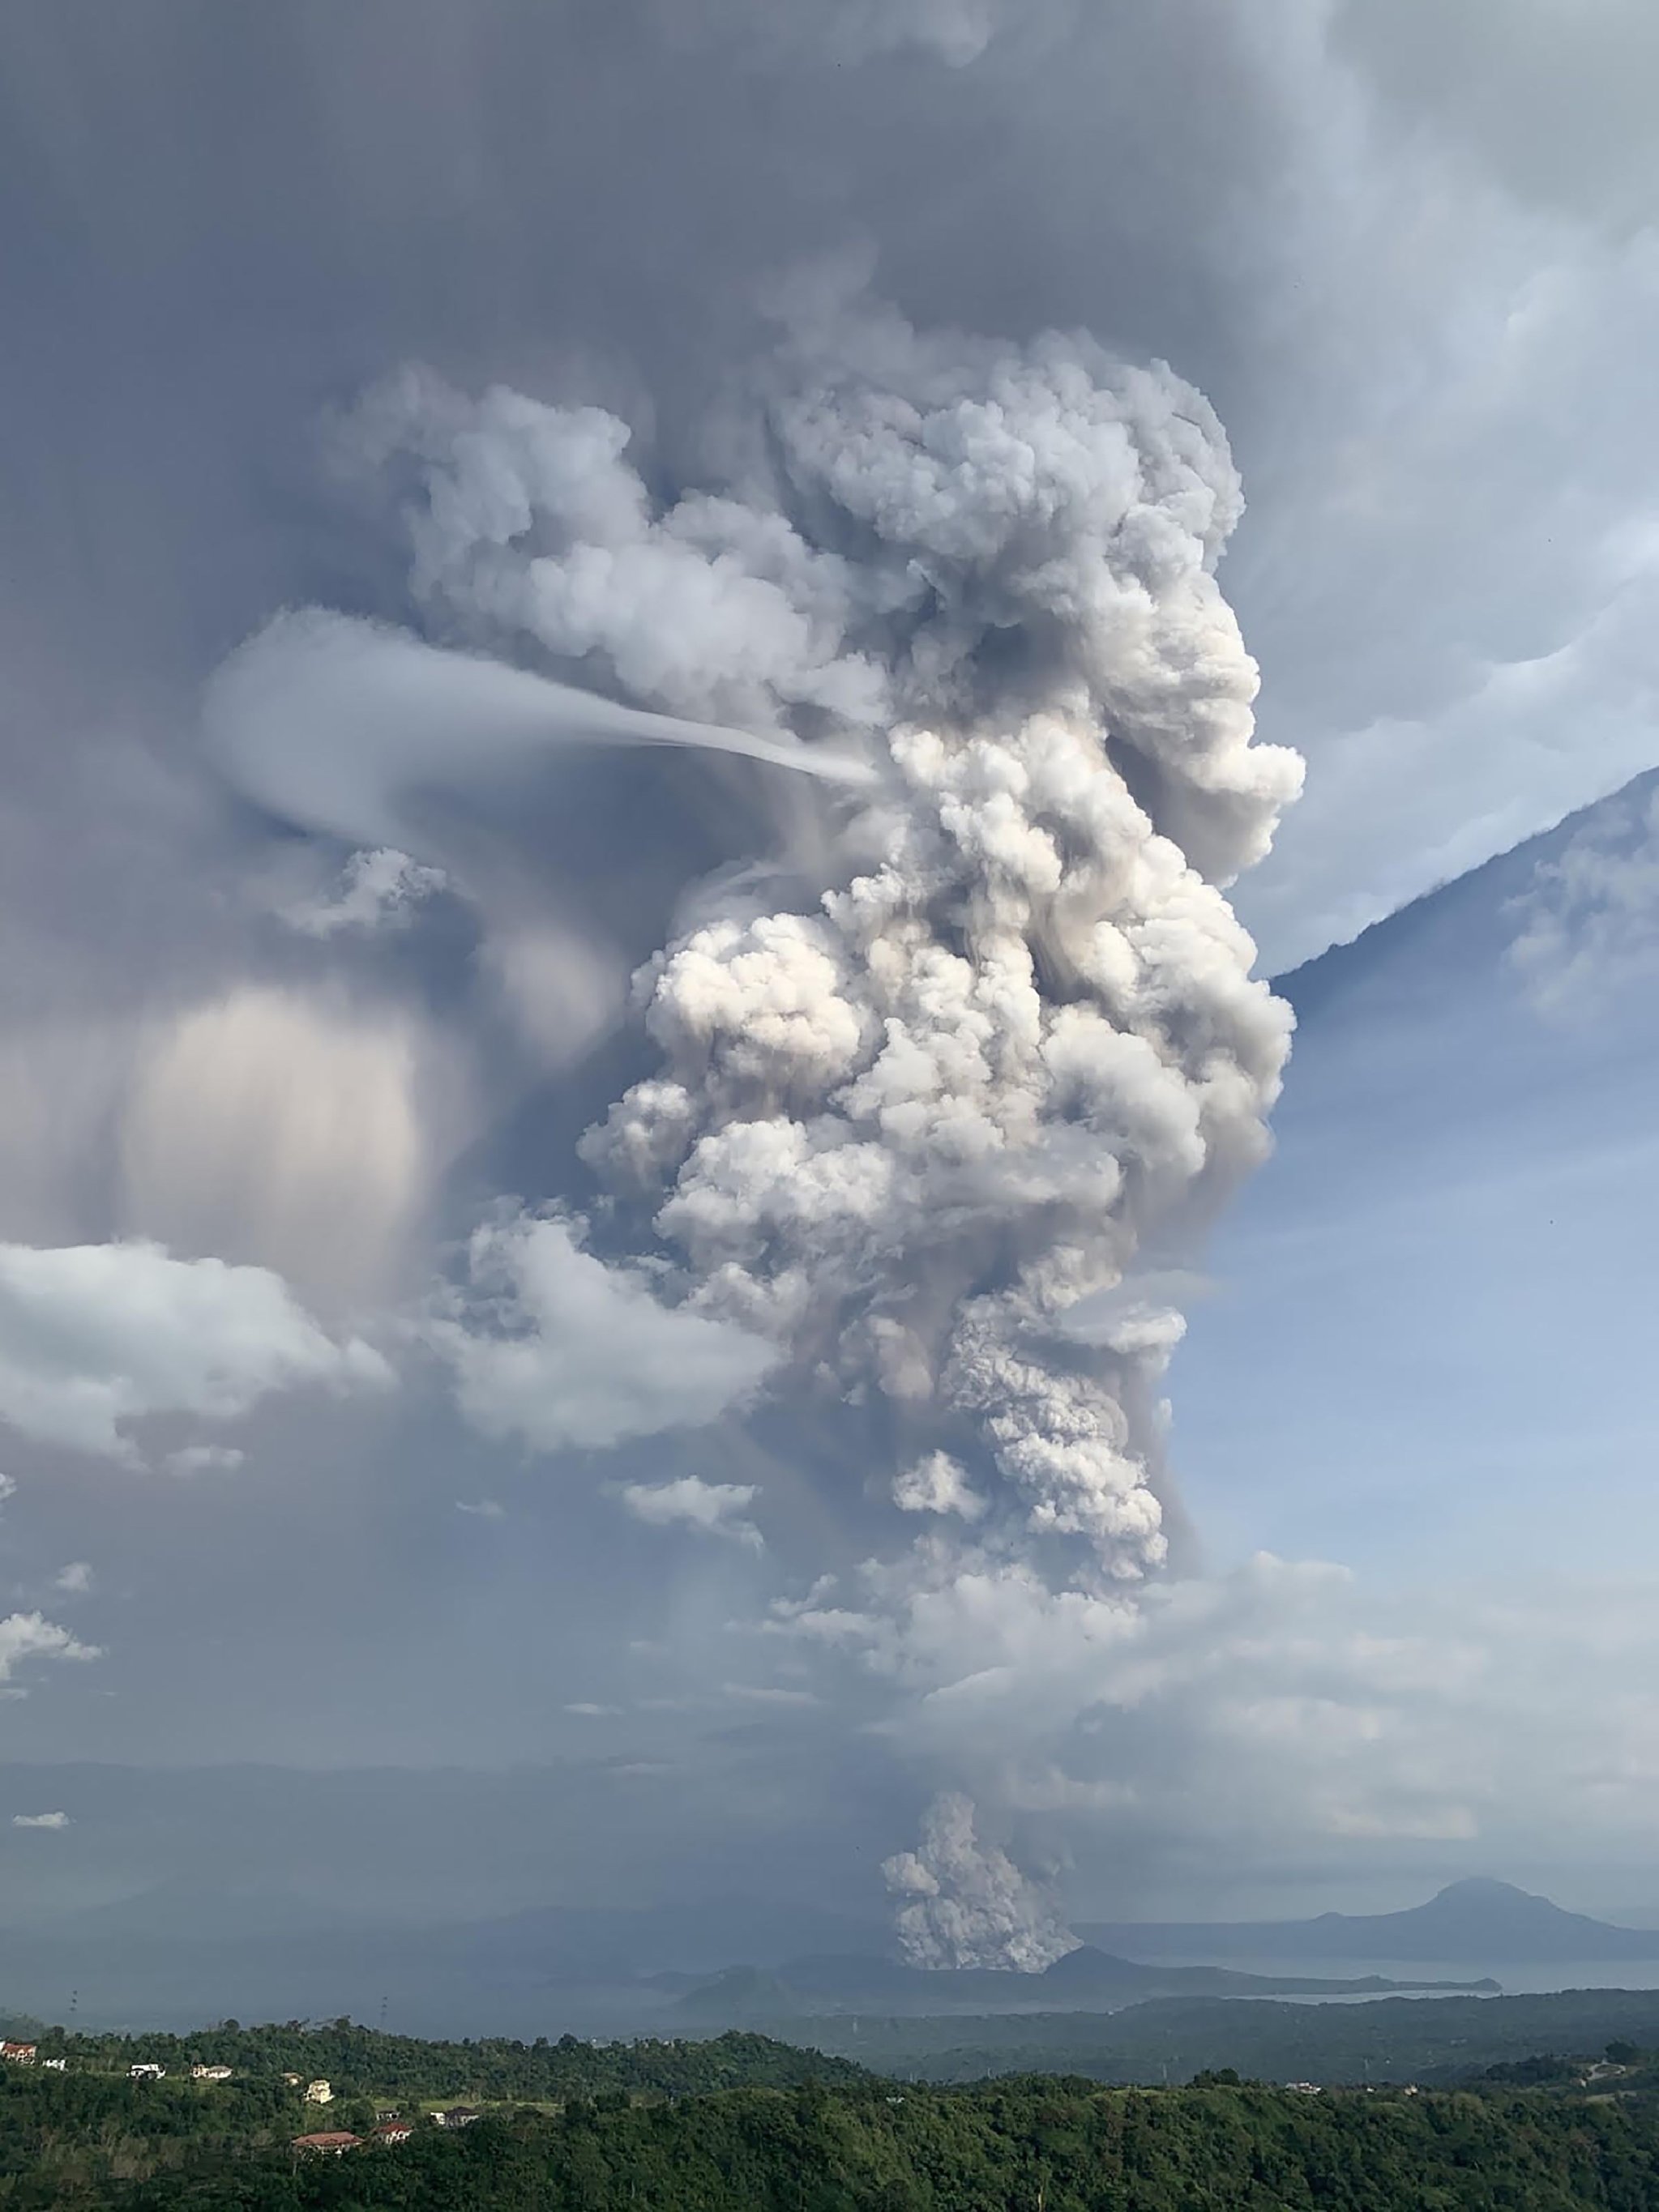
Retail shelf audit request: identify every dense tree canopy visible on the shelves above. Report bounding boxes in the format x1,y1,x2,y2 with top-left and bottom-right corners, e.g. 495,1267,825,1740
0,2027,1655,2210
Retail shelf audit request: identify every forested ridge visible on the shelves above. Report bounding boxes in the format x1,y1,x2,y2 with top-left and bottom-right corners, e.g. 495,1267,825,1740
0,2027,1657,2209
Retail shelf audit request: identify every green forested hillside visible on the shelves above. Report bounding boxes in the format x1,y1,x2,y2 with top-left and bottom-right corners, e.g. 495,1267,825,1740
39,2022,868,2103
790,1988,1659,2086
0,2034,1656,2210
115,2077,1659,2212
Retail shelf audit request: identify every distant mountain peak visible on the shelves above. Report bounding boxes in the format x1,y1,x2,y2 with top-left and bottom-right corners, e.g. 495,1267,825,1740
1074,1877,1659,1966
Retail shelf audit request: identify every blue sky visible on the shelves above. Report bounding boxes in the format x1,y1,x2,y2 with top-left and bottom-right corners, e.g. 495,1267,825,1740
1180,775,1659,1583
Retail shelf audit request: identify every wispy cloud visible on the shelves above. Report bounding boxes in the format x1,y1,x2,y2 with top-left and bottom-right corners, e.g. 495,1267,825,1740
620,1476,763,1551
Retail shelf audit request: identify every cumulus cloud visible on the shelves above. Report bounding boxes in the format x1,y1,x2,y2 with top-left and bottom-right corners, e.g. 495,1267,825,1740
0,1613,98,1690
883,1790,1077,1970
52,1563,92,1595
894,1451,986,1521
11,1810,69,1830
430,1214,779,1454
0,1238,388,1461
619,1475,763,1550
281,847,449,937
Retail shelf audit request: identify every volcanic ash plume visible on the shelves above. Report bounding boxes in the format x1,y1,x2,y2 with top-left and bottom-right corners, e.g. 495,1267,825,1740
563,298,1301,1586
349,291,1302,1960
883,1791,1077,1971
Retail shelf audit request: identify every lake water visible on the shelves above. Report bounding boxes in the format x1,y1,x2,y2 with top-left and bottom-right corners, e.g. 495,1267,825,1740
1196,1957,1659,2001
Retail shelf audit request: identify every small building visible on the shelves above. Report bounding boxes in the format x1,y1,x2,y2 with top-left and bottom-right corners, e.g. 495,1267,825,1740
130,2063,166,2080
40,2058,66,2072
434,2106,481,2129
0,2043,36,2065
370,2120,414,2144
303,2079,333,2104
282,2073,301,2086
293,2130,359,2156
191,2064,233,2082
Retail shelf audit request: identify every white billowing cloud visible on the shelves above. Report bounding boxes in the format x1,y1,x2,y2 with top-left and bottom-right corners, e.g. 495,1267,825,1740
894,1452,986,1522
118,986,439,1307
0,1613,98,1689
883,1790,1077,1971
281,847,448,937
165,1445,246,1476
340,369,891,740
11,1811,69,1830
455,1498,507,1521
0,1239,388,1461
432,1214,779,1454
620,1475,764,1550
1507,782,1659,1018
52,1563,92,1595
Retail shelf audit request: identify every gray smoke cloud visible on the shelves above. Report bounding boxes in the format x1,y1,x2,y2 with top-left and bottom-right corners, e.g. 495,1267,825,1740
882,1790,1076,1971
214,282,1300,1966
566,290,1301,1599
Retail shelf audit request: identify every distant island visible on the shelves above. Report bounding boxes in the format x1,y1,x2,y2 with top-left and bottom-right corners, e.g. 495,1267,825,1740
1075,1877,1659,1965
672,1947,1496,2024
2,1874,1652,2039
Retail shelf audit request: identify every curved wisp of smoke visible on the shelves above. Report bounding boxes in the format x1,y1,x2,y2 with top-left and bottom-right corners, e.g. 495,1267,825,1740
203,608,874,856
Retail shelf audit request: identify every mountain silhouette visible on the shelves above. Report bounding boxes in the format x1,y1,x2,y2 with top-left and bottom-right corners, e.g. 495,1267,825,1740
673,1945,1493,2022
1075,1880,1659,1966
